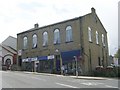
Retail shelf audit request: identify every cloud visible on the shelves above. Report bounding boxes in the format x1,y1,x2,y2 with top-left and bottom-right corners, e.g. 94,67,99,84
0,0,119,55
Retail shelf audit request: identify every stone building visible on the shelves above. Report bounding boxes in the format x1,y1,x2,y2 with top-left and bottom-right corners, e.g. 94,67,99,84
1,36,17,70
17,8,109,75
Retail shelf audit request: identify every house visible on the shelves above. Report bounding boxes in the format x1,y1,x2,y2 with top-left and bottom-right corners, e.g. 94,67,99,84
1,36,17,70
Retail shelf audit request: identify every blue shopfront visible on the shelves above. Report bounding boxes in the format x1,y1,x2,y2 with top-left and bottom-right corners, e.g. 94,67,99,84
37,55,54,73
22,50,81,74
61,49,81,75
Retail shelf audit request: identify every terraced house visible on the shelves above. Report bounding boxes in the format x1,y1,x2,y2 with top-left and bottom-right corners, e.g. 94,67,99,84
17,8,109,75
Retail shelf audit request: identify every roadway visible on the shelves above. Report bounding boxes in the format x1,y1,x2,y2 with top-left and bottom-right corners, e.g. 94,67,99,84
1,71,119,89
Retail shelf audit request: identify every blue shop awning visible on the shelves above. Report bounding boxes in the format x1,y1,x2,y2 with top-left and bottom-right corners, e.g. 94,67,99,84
61,50,81,63
38,56,48,61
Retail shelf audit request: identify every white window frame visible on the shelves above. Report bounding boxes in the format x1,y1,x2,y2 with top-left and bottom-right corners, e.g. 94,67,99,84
66,26,73,42
102,34,105,46
54,29,60,44
23,36,28,49
96,31,99,44
32,34,37,48
88,27,92,42
43,31,48,46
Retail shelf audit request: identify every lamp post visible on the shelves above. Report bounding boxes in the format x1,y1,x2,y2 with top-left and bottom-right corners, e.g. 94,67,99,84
74,56,78,78
55,49,63,75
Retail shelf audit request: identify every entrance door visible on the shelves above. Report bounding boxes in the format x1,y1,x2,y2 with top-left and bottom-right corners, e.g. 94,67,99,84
5,59,11,69
55,55,60,74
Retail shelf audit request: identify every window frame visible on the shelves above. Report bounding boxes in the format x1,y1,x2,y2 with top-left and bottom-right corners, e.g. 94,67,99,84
32,34,38,48
96,31,99,44
43,31,48,47
53,28,60,44
102,34,105,46
23,36,28,49
88,27,92,42
66,25,73,42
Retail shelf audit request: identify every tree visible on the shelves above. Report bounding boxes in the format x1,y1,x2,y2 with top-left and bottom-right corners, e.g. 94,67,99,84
114,49,120,59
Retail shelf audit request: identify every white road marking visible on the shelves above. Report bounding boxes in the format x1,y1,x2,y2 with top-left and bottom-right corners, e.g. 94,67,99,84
56,83,78,88
81,82,104,86
31,77,46,82
105,85,118,88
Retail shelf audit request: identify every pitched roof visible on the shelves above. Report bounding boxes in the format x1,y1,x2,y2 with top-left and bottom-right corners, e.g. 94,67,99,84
0,44,17,54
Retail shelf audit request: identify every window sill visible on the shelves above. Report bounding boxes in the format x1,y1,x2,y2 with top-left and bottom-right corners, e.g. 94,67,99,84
89,41,93,43
54,43,60,45
22,49,27,51
96,43,100,46
43,45,48,47
32,47,37,49
65,41,73,43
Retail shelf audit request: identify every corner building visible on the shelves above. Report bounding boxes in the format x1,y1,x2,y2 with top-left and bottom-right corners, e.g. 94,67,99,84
17,8,109,75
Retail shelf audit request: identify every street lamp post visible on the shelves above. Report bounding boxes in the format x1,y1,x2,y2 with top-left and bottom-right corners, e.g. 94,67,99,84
74,56,78,78
55,49,63,75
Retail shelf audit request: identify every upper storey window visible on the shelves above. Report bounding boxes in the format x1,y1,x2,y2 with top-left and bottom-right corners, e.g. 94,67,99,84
32,34,37,48
96,31,99,44
102,34,105,46
88,27,92,42
43,31,48,46
23,36,28,49
54,29,60,44
66,26,73,42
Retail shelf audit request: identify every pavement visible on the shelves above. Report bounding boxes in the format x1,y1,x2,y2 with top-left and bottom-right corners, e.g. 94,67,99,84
14,71,113,80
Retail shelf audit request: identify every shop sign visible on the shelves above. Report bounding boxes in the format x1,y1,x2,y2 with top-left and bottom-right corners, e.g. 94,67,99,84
48,55,54,60
18,50,22,56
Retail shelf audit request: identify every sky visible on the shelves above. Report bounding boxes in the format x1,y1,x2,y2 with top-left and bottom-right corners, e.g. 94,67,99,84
0,0,119,56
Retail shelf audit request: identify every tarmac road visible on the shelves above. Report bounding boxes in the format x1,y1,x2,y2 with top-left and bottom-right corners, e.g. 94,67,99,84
1,71,119,89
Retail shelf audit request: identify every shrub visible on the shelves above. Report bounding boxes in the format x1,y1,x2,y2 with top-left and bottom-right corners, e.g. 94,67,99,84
93,66,119,77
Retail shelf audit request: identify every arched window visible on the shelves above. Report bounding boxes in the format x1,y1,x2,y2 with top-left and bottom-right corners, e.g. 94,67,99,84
54,29,60,44
32,34,37,48
102,34,105,46
43,31,48,46
66,26,73,42
23,36,28,49
88,27,92,42
96,31,99,44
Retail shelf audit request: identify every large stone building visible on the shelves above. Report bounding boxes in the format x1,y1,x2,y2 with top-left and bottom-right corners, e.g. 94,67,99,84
17,8,109,75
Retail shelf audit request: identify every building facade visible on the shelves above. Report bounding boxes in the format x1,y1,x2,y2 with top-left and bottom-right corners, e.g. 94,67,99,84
17,8,109,75
1,36,17,70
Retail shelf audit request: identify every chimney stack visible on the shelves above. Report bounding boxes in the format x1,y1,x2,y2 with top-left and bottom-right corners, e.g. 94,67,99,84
34,23,39,28
91,7,96,13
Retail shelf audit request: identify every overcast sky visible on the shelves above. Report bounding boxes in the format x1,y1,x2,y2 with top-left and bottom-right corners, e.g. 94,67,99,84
0,0,119,55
